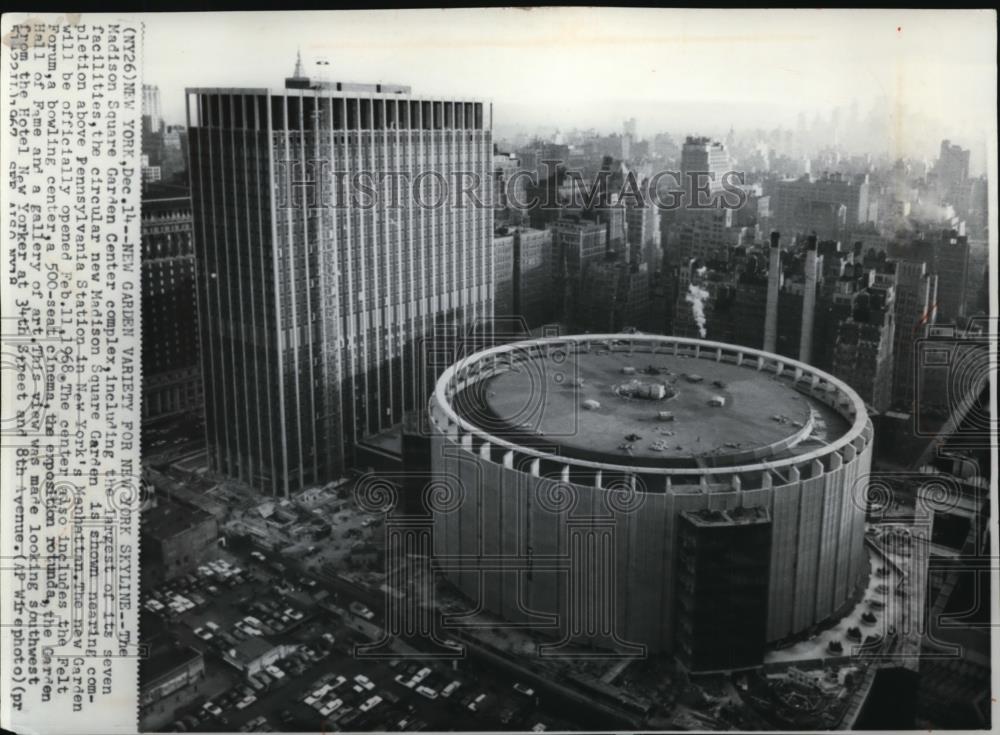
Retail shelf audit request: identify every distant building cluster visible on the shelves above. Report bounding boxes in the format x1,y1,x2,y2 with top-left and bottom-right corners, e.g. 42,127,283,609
139,60,987,509
492,150,664,335
124,46,998,735
766,172,873,241
143,84,189,187
140,86,200,424
665,228,974,415
141,187,203,423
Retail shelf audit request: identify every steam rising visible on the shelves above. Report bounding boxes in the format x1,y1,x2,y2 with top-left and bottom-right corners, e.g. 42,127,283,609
685,282,710,338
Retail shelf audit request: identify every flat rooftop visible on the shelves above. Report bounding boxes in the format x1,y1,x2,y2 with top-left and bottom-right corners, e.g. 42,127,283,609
143,499,215,542
285,75,411,94
140,644,202,685
468,350,848,468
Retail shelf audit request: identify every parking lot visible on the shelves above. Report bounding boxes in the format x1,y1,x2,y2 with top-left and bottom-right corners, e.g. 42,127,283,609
143,543,577,732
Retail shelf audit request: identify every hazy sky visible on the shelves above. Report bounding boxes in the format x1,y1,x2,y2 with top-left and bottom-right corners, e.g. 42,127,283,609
138,8,996,166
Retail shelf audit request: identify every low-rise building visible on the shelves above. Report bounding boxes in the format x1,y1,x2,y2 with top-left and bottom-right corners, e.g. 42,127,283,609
141,499,219,587
140,645,205,722
223,638,291,677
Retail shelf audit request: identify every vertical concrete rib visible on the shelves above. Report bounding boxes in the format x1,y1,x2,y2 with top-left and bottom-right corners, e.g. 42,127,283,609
763,230,781,353
265,92,290,497
799,234,818,364
300,91,318,484
230,94,252,484
254,94,277,495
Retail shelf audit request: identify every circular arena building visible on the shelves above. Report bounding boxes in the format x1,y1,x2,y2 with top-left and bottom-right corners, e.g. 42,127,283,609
428,335,873,672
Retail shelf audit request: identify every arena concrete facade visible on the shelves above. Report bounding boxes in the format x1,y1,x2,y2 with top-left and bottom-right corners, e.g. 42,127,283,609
427,334,873,658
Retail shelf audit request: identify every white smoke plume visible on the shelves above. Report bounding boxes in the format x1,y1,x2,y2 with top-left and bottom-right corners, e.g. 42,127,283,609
685,282,710,338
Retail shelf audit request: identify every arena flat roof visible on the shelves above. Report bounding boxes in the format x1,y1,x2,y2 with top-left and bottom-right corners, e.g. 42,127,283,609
434,334,872,479
474,349,848,467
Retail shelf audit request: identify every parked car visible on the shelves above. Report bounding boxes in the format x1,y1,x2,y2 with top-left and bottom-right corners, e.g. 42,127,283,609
319,698,343,717
513,682,535,697
201,701,223,718
412,667,431,685
235,694,256,710
349,601,375,620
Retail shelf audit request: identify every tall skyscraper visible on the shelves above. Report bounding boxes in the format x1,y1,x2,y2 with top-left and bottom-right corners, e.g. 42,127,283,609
932,230,970,322
622,117,637,160
550,214,608,323
551,215,608,276
492,226,555,329
143,84,163,134
934,139,970,192
142,84,166,187
671,207,742,266
830,268,896,413
625,193,660,272
889,259,936,411
573,257,650,334
767,172,871,243
887,228,969,323
141,184,203,423
680,136,730,203
186,68,493,495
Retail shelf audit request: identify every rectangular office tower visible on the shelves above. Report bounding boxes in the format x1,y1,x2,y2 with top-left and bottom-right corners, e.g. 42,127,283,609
186,74,493,495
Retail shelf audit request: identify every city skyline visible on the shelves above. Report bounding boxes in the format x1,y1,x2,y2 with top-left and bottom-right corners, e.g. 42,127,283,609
142,9,996,172
1,8,993,735
136,10,994,732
